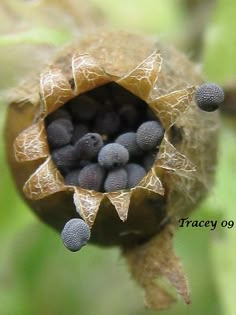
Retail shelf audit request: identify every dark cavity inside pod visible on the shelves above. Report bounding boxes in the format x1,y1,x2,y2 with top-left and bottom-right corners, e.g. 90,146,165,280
45,82,164,194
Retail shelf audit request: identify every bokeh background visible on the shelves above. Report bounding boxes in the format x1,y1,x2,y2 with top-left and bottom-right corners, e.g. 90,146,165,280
0,0,236,314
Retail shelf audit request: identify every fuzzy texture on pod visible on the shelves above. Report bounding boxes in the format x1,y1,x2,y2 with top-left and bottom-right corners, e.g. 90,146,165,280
5,31,219,310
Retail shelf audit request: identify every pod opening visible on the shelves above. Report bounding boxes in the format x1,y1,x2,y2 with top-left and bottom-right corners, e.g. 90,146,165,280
45,82,165,192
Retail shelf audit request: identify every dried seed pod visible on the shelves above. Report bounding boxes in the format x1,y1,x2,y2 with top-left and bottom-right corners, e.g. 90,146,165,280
5,31,219,310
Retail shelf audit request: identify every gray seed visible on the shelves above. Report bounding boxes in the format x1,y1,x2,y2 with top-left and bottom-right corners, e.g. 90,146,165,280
95,111,120,135
104,168,128,192
71,124,89,144
79,163,105,191
125,163,146,188
47,119,73,149
136,121,164,151
69,95,98,121
47,108,72,123
51,145,78,169
61,218,90,252
74,133,103,160
64,169,80,186
115,132,143,157
98,143,129,169
118,104,139,127
195,82,224,112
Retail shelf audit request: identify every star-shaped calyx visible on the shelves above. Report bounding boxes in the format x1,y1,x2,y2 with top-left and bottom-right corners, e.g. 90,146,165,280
13,50,196,228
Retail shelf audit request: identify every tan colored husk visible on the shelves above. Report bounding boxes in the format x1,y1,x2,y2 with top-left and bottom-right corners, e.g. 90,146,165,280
5,31,219,310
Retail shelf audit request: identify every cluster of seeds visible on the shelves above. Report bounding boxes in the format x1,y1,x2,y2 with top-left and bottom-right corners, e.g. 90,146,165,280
46,83,165,193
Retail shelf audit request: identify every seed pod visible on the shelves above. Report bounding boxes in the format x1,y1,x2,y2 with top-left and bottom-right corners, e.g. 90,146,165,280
5,31,219,310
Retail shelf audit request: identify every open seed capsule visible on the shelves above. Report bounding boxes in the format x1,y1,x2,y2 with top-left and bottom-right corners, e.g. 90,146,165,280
5,31,219,310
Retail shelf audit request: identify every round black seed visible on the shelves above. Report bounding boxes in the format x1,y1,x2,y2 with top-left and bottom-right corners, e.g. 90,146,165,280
118,104,139,127
95,111,120,136
46,119,73,149
104,168,128,192
61,218,90,252
51,145,78,169
143,151,156,171
79,163,106,191
125,163,146,188
64,169,80,186
71,124,89,144
68,95,98,121
74,133,103,160
136,121,164,151
115,132,143,157
195,82,224,112
98,143,129,169
47,108,72,123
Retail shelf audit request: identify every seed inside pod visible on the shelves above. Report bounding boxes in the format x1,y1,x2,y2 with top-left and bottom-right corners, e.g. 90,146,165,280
136,121,164,151
98,143,129,169
115,132,143,157
74,133,103,161
78,163,106,191
61,218,91,252
95,111,120,136
46,119,73,149
68,94,98,121
71,124,89,144
64,169,81,186
125,163,146,188
104,167,128,192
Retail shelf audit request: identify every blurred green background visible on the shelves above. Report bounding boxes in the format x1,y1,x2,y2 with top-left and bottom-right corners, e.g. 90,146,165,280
0,0,236,314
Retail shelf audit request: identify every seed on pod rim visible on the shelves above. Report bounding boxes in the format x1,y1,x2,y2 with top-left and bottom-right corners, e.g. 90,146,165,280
195,82,224,112
136,121,164,151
